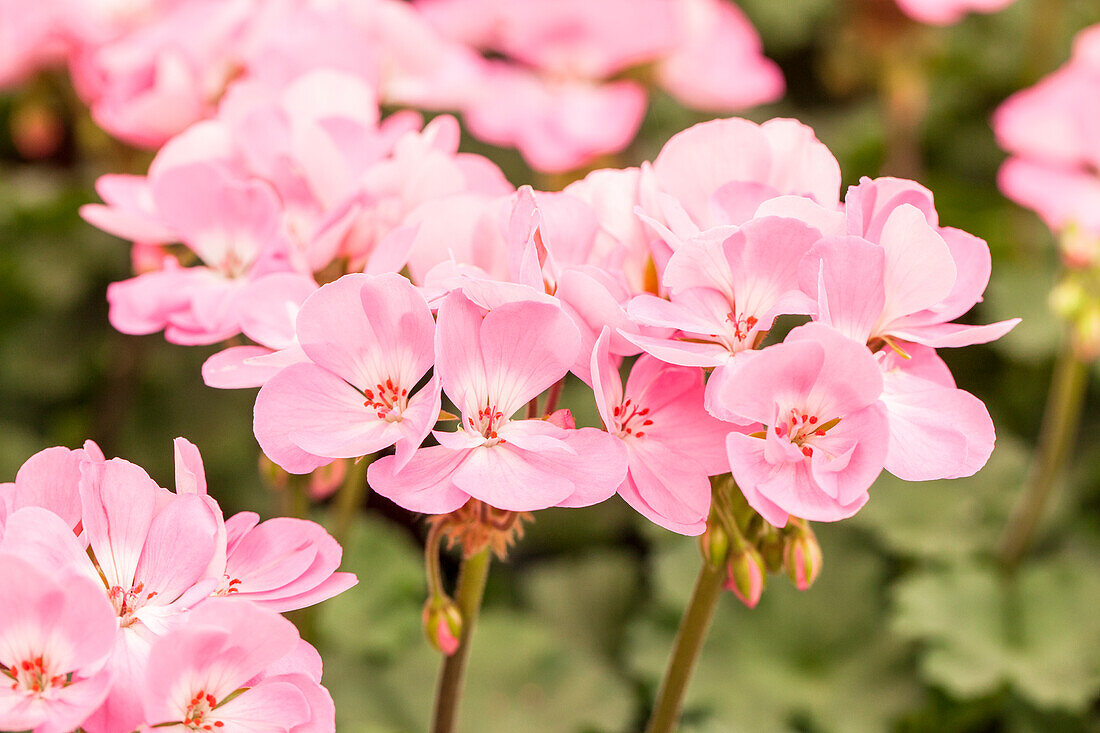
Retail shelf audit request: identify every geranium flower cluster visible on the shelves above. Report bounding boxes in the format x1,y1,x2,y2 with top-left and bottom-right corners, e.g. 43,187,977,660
0,438,353,733
2,0,782,172
995,24,1100,260
88,112,1018,548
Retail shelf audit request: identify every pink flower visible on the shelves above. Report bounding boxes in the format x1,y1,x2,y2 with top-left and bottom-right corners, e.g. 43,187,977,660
994,26,1100,238
590,329,729,535
368,290,627,513
141,599,329,732
714,323,889,527
105,161,291,345
893,0,1016,25
656,0,785,112
800,198,1018,349
647,117,842,232
624,216,822,370
462,62,648,173
0,442,102,533
215,512,358,612
0,553,117,733
254,273,441,474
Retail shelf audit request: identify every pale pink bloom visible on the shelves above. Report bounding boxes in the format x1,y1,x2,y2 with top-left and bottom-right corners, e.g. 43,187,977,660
714,323,889,527
202,273,316,389
79,174,175,245
590,329,729,535
73,0,255,148
368,290,627,513
141,599,328,732
624,216,822,369
462,62,648,173
877,343,995,481
994,26,1100,236
894,0,1016,25
0,553,117,733
0,0,67,87
254,273,441,474
839,177,1018,347
656,0,784,112
800,202,1018,349
106,161,291,345
647,117,842,233
215,512,357,613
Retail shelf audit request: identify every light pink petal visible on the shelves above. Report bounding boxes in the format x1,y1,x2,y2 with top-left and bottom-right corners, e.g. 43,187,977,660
617,474,707,535
891,319,1021,348
134,494,220,604
79,458,161,590
173,438,207,495
724,432,791,527
627,444,712,528
80,174,174,243
706,339,824,425
202,345,280,389
296,273,435,392
11,446,84,529
259,364,405,465
452,442,576,511
881,370,995,481
620,331,731,368
799,236,886,343
786,322,884,418
253,572,358,614
367,446,471,514
552,428,629,508
238,273,318,349
877,205,957,326
589,328,623,431
0,508,94,582
252,374,332,475
213,679,310,732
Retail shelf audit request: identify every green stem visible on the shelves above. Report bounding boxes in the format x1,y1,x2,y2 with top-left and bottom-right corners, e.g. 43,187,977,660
424,521,446,598
334,455,371,547
999,339,1089,571
431,548,492,733
644,559,726,733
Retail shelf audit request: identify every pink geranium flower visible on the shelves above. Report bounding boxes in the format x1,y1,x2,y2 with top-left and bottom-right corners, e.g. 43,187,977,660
141,599,328,732
216,512,358,612
0,553,117,733
369,290,627,513
713,323,889,527
590,329,729,534
254,272,441,474
893,0,1016,25
624,216,822,370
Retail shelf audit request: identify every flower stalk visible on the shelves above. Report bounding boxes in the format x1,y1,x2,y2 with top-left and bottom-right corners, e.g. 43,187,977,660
430,547,492,733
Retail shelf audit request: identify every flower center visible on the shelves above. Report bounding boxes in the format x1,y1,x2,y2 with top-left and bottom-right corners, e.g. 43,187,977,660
184,689,225,731
108,582,158,627
5,656,66,695
466,404,508,445
725,311,758,342
612,398,652,439
363,378,408,423
212,574,243,596
772,409,840,457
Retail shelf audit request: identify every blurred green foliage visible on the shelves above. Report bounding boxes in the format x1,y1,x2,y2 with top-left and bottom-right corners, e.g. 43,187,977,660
4,0,1100,730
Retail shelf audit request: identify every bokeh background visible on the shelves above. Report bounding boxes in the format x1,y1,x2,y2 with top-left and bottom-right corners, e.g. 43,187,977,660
4,0,1100,730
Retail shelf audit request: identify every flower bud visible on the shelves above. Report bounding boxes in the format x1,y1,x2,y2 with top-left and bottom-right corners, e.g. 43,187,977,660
784,526,823,591
699,521,729,569
544,408,576,429
423,596,463,656
758,528,786,573
725,547,766,608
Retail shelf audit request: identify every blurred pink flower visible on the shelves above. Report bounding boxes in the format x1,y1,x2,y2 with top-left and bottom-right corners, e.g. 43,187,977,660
894,0,1016,25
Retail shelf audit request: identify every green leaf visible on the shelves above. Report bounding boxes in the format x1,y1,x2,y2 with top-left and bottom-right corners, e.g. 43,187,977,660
892,556,1100,711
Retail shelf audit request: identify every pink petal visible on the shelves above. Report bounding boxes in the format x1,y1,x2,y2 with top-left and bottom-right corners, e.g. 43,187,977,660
877,205,957,326
451,443,575,511
367,446,472,514
202,345,279,389
799,236,886,343
11,446,84,530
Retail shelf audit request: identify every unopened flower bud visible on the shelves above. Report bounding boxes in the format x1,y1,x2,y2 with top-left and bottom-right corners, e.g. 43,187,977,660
699,521,729,569
725,547,766,608
545,408,575,429
784,526,823,591
758,528,786,573
423,596,463,656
